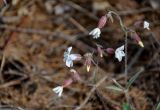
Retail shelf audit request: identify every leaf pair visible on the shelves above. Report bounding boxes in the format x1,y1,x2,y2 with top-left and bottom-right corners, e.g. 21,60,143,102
106,68,144,93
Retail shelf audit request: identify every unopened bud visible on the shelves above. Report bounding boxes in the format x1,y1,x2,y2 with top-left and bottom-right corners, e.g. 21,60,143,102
131,33,144,48
84,53,92,72
98,15,107,29
63,79,73,88
106,48,115,54
134,20,142,28
138,41,144,47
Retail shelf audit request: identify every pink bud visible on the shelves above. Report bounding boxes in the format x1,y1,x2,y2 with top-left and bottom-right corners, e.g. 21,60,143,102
63,78,73,88
132,33,140,43
134,20,142,28
98,15,107,29
131,33,144,47
106,48,115,54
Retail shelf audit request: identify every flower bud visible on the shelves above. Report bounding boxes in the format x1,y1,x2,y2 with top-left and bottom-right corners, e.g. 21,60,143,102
134,20,142,28
105,48,115,54
63,78,73,88
98,15,107,29
131,33,144,47
84,53,93,72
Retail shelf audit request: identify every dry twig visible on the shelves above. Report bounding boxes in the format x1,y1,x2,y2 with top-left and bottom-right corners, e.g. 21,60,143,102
75,75,108,110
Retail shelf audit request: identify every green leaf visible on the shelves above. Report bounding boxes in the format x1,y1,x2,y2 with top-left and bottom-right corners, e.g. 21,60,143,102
122,103,132,110
156,102,160,110
106,85,123,92
126,68,144,89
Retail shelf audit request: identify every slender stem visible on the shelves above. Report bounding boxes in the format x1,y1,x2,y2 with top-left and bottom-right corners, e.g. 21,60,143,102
107,11,127,32
108,11,128,77
125,89,136,110
124,32,128,81
124,90,130,104
108,11,132,108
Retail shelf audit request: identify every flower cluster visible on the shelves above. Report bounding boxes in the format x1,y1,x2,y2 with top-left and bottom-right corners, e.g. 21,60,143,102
53,11,150,97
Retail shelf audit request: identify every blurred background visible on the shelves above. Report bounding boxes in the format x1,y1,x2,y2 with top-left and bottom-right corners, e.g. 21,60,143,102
0,0,160,110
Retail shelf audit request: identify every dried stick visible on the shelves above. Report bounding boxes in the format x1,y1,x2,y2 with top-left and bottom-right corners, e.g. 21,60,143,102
0,76,27,89
75,75,108,110
0,105,25,110
95,89,120,109
68,17,89,34
66,1,98,21
118,7,158,16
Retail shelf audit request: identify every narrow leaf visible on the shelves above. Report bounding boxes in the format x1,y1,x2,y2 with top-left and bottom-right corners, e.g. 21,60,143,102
122,103,132,110
106,85,123,92
126,68,144,89
112,79,124,90
156,102,160,110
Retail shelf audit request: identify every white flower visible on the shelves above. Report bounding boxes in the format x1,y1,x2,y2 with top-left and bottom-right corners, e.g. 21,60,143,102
64,47,81,67
89,28,101,39
52,86,63,97
144,21,150,30
3,0,7,5
115,45,125,62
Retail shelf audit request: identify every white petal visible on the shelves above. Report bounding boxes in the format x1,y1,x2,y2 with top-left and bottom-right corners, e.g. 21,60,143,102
120,51,125,57
53,86,63,97
144,21,150,30
95,33,100,39
117,58,122,62
70,54,78,60
66,59,73,67
89,31,93,35
58,88,63,97
115,52,122,62
89,28,97,35
117,45,124,51
89,28,101,39
94,28,100,33
115,45,125,62
67,47,72,53
53,86,61,92
63,53,68,62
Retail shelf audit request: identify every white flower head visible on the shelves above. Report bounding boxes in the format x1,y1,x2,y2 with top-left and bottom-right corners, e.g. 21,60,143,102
64,47,81,67
144,21,150,30
52,86,63,97
89,28,101,39
115,45,125,62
